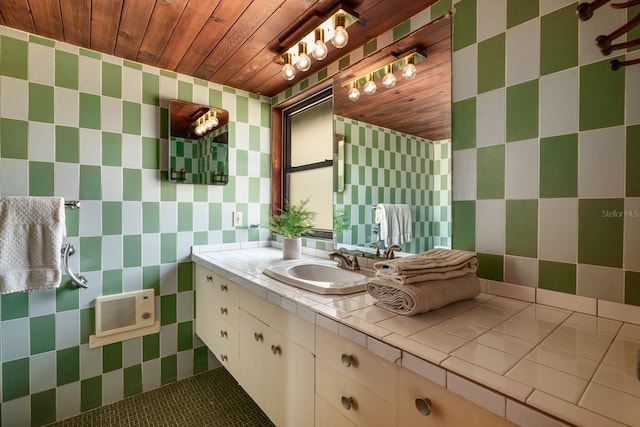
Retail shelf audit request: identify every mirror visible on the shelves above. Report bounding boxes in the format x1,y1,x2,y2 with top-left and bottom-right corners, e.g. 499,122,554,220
168,100,230,185
332,15,452,253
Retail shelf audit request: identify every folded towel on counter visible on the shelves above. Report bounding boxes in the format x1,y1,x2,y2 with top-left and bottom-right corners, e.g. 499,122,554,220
375,203,412,246
0,197,66,294
366,274,481,315
373,248,477,284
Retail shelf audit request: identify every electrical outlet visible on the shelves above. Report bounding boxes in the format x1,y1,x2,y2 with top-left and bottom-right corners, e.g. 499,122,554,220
233,211,243,227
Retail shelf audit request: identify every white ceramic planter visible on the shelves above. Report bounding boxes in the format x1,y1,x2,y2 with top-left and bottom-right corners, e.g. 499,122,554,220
282,237,302,259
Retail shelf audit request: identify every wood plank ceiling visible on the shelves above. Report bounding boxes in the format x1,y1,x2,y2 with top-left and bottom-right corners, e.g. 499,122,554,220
0,0,439,98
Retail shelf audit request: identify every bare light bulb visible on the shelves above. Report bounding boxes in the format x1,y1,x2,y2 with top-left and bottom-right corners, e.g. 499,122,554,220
347,83,360,101
281,53,296,80
312,28,328,60
402,56,417,80
296,42,311,71
363,74,376,95
382,64,396,88
331,14,349,49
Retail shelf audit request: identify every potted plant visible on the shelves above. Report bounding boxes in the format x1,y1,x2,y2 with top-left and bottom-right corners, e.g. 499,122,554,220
270,198,316,259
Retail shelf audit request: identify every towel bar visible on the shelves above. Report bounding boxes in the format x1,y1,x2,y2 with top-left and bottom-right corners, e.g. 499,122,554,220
61,244,88,289
64,200,80,209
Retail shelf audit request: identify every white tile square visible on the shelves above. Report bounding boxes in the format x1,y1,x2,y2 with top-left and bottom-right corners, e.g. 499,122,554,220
505,138,538,199
506,359,588,403
1,396,30,427
592,362,640,397
452,341,519,374
28,289,56,317
579,382,640,426
28,122,55,162
122,66,141,103
599,300,640,325
578,4,626,66
28,43,54,85
474,329,537,357
476,0,506,42
506,18,540,86
102,235,123,270
578,126,625,198
506,399,570,427
55,310,80,350
101,96,122,133
401,352,446,386
526,345,599,379
527,390,624,427
101,166,122,201
452,148,476,201
122,201,142,235
54,87,79,127
141,169,160,202
160,324,177,357
476,199,505,254
142,358,161,392
1,159,29,196
452,44,477,101
177,291,193,322
79,128,102,166
142,233,160,266
141,104,159,138
1,77,28,120
54,162,80,201
447,372,506,416
504,255,538,287
624,198,640,271
177,348,193,380
160,202,177,232
577,264,623,302
476,88,505,147
539,198,578,263
536,288,596,315
539,68,578,137
2,318,29,361
177,231,194,262
102,369,124,405
80,343,103,379
160,263,178,295
602,336,640,370
123,266,143,293
79,55,101,95
122,337,142,368
122,134,142,169
56,381,81,422
192,202,208,232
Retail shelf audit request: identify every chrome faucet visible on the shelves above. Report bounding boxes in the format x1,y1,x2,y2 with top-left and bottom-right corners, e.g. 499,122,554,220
329,250,360,270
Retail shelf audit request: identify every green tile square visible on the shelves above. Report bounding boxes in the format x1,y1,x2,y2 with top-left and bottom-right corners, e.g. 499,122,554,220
29,161,55,196
102,201,122,235
55,125,80,163
0,118,28,159
236,149,249,176
56,280,79,311
142,72,160,106
80,307,95,345
29,83,55,123
236,96,249,124
57,346,79,386
177,321,193,351
30,314,56,355
160,107,168,139
79,165,102,199
80,236,102,272
452,201,476,250
453,0,476,51
123,235,142,268
123,168,142,200
79,93,101,129
507,0,539,29
102,62,122,98
0,36,28,79
452,97,476,150
578,199,624,268
31,388,56,427
540,4,578,75
160,173,177,201
161,294,177,325
2,358,29,401
143,265,160,296
477,33,505,94
142,137,159,169
161,233,177,264
539,134,578,198
629,5,640,52
627,125,640,197
506,79,538,142
393,20,411,41
506,200,538,257
477,145,505,199
539,260,576,294
178,81,193,102
123,101,142,135
193,185,207,202
81,376,102,412
580,58,625,131
102,342,122,373
209,89,222,108
193,346,209,374
178,262,193,292
102,269,123,295
124,365,143,397
432,0,453,19
178,202,193,231
79,48,101,60
625,271,640,306
55,50,79,90
142,202,160,233
102,132,122,166
260,152,271,178
260,102,271,128
476,253,504,281
209,203,222,229
161,355,177,385
249,177,260,203
194,231,208,245
143,333,160,361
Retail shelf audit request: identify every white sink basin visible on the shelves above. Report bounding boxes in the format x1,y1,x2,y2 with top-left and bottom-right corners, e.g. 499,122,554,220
263,260,373,295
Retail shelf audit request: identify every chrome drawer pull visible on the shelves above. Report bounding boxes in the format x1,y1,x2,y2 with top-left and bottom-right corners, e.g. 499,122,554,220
415,397,432,416
206,275,213,282
220,330,227,338
220,307,228,315
341,396,354,411
271,345,281,355
341,353,353,367
254,332,263,342
220,354,228,362
220,284,228,292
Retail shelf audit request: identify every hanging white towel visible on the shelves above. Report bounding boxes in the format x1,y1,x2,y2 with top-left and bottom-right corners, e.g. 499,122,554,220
375,203,412,246
0,197,66,294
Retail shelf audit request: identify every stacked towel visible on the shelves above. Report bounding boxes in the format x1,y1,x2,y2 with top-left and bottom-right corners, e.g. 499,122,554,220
0,197,66,294
366,248,480,315
375,203,412,246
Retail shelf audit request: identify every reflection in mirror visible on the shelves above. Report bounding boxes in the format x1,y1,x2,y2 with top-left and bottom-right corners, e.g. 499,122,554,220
168,100,230,185
332,14,452,254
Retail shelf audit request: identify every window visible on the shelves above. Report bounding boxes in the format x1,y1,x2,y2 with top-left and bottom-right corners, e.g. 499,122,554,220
282,87,333,238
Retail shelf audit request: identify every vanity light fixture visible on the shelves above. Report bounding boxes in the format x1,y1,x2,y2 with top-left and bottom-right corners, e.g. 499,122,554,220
347,81,360,101
402,54,417,80
193,110,220,136
277,7,358,80
381,64,396,88
362,73,377,95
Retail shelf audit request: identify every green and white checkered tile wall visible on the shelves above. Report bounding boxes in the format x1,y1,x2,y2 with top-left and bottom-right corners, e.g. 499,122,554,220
0,24,272,426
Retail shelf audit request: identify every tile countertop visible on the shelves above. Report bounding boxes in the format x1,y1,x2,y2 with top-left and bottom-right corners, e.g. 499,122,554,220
191,246,640,427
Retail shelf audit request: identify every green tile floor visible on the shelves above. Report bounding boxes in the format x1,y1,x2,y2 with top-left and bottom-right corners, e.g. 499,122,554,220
45,368,274,427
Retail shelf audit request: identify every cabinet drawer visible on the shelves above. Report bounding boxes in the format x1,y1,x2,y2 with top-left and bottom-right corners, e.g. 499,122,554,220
195,264,240,306
212,323,240,379
397,367,515,427
241,287,314,353
316,394,356,427
316,359,397,427
316,326,397,404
